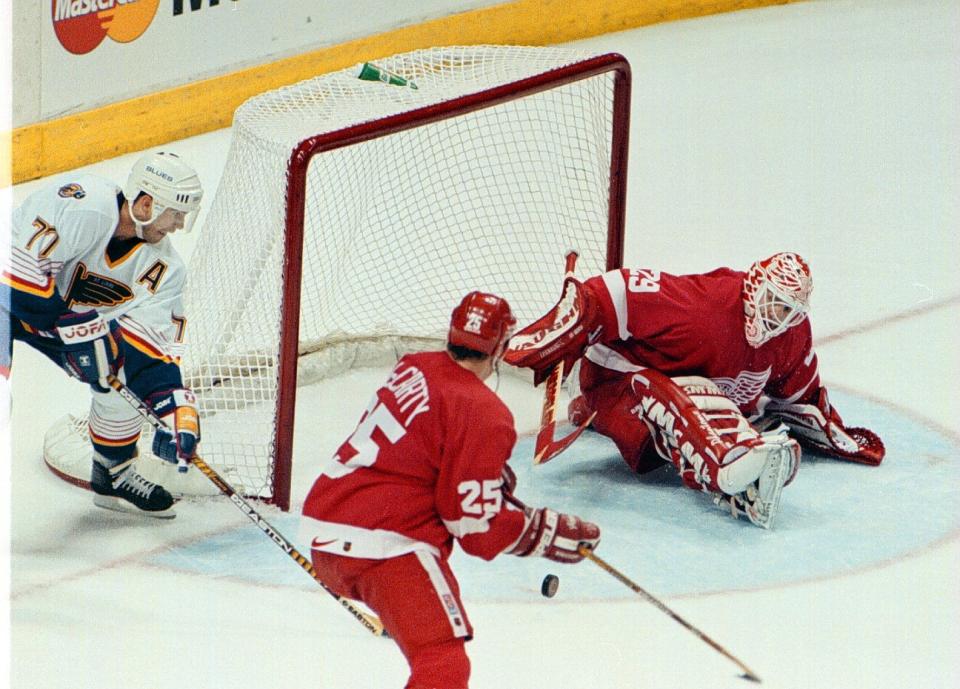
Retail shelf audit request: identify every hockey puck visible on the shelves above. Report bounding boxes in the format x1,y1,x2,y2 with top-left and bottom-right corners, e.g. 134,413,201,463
541,574,560,598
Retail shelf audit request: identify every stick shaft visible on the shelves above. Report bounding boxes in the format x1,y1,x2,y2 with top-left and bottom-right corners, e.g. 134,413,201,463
579,546,761,682
107,376,387,637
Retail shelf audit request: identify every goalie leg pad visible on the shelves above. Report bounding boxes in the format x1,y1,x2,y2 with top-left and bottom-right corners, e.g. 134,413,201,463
628,372,738,491
628,372,799,494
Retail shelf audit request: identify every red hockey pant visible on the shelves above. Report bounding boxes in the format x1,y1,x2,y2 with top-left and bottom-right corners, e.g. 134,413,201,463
311,549,472,689
579,361,662,474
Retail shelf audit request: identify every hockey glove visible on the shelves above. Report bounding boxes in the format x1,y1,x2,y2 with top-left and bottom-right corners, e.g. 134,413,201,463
508,506,601,563
146,388,201,470
56,310,123,393
504,276,599,386
764,387,885,465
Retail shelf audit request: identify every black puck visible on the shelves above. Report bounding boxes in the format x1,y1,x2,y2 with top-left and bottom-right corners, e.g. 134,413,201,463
541,574,559,598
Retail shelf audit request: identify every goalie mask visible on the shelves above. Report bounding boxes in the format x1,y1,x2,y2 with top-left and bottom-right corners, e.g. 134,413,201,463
448,291,517,356
742,252,813,348
124,151,203,237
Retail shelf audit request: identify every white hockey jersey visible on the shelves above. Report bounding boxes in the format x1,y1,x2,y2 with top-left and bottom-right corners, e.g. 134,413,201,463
5,174,187,365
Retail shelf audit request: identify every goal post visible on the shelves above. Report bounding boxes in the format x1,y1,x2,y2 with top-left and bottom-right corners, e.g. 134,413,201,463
44,45,631,511
273,48,629,510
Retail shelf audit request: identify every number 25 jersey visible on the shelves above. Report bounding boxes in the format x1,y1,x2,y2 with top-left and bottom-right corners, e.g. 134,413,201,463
300,350,526,562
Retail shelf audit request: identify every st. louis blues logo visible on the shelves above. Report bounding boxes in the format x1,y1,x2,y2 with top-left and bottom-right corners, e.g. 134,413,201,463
65,263,133,309
58,183,86,199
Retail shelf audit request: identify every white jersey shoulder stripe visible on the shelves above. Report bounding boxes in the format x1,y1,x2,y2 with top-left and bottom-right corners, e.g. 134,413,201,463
600,269,631,340
442,513,496,538
8,248,63,284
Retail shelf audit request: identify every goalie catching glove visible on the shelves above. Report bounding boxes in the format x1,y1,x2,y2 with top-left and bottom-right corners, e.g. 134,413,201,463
503,275,599,386
762,387,884,465
145,388,201,470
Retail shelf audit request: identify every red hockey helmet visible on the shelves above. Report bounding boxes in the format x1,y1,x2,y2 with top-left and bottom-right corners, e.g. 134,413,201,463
448,291,517,355
742,252,813,347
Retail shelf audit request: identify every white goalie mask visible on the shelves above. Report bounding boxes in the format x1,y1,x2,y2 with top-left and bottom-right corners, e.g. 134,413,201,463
124,151,203,237
742,252,813,348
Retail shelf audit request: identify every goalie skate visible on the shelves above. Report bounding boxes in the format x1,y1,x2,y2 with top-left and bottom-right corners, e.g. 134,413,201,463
718,438,798,529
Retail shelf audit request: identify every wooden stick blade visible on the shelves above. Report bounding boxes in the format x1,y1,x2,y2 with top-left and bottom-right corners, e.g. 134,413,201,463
533,411,596,465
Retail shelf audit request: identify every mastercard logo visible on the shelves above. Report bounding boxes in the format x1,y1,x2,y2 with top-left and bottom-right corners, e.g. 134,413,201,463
52,0,160,56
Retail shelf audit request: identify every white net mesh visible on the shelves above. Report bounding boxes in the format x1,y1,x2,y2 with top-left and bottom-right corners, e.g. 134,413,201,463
184,45,628,506
44,45,628,508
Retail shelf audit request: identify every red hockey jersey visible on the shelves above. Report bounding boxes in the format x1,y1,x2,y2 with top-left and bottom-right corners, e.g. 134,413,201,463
581,268,822,414
300,351,526,562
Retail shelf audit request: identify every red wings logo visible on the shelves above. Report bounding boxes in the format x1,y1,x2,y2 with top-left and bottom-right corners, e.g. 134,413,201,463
711,367,772,407
52,0,159,56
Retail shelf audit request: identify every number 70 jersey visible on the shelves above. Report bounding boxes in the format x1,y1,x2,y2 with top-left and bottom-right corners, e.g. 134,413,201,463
300,350,526,562
6,174,187,362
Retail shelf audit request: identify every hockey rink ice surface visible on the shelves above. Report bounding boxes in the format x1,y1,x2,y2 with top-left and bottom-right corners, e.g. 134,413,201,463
6,1,959,687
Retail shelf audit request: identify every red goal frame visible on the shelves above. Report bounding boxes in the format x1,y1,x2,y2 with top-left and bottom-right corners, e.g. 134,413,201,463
271,54,631,510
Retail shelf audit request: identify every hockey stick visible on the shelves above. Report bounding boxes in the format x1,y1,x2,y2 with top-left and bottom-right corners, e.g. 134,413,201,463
533,250,596,464
105,375,388,638
578,545,761,683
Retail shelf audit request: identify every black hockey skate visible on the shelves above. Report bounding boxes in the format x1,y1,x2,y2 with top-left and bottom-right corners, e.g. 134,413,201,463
91,455,176,519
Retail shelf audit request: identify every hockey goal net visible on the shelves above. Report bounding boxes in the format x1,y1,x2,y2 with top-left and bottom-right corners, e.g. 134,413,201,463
44,45,630,510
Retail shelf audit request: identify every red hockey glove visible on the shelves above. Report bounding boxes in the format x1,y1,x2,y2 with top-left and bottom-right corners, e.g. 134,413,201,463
56,310,123,393
508,506,601,563
504,276,599,386
146,388,201,470
764,387,884,465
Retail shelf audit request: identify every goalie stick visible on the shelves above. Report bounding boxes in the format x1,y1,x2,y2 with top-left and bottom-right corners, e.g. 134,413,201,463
105,375,388,638
578,545,761,683
532,251,597,464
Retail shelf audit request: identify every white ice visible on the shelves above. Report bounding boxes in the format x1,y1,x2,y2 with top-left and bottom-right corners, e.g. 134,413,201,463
5,1,959,687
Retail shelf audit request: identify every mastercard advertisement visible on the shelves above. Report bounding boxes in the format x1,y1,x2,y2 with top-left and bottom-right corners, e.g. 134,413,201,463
52,0,160,55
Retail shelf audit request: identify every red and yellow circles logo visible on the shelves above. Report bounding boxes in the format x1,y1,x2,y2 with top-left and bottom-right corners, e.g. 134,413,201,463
52,0,160,56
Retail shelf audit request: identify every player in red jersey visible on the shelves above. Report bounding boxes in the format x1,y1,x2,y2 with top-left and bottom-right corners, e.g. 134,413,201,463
300,291,601,689
505,253,884,529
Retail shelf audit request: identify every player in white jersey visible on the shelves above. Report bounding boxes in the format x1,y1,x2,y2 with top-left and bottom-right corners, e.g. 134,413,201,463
3,152,204,518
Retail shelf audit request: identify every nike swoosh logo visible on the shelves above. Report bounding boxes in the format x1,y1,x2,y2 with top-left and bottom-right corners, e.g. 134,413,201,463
311,538,337,548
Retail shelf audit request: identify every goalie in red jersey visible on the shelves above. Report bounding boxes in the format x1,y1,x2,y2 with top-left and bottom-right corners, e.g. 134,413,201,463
300,291,600,689
505,252,884,529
